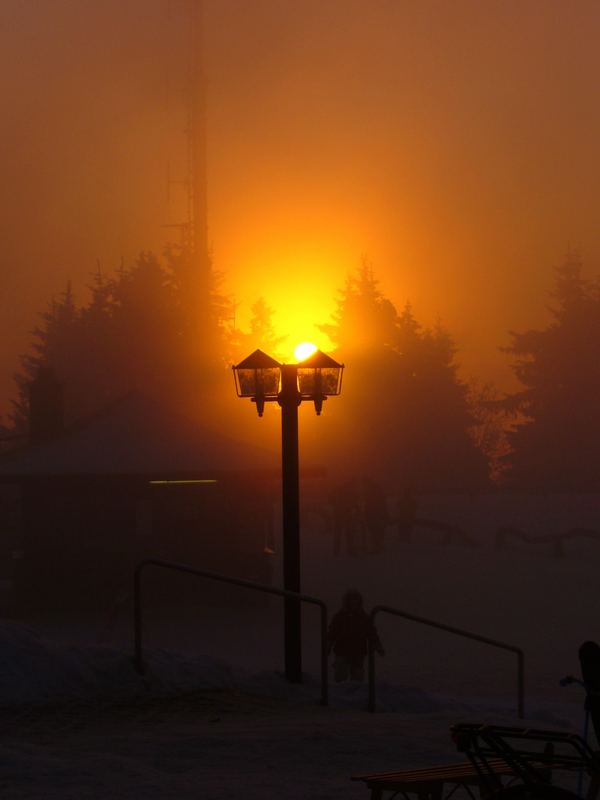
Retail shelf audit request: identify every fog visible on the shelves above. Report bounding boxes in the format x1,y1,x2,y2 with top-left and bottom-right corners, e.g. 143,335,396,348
4,9,600,793
2,0,600,415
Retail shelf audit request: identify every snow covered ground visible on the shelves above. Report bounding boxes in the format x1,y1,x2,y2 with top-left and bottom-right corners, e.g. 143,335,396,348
0,646,587,800
2,497,599,798
0,621,587,800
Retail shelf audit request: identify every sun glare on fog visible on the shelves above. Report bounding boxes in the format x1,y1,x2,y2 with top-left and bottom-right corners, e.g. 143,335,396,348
294,342,318,362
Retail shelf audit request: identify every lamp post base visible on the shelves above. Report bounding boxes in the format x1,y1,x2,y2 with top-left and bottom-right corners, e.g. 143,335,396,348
284,599,302,683
280,364,302,683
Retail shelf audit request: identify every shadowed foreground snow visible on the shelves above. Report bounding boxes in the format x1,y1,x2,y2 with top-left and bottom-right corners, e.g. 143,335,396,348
0,623,590,799
3,507,599,798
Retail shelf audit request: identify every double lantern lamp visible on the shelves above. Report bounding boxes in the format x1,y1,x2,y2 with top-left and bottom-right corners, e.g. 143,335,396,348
232,348,344,416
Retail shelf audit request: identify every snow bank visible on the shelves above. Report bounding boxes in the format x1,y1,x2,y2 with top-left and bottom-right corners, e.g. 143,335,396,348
235,669,579,730
0,622,484,712
0,621,583,734
0,622,234,707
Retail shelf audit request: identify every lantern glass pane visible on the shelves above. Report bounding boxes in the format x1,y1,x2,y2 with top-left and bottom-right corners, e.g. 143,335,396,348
236,367,280,397
297,366,341,396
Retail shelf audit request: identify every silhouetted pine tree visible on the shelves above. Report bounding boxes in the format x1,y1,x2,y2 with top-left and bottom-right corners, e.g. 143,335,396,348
11,246,232,430
466,380,512,483
164,243,231,377
12,283,80,430
0,415,15,452
228,297,286,363
500,250,600,488
319,264,489,488
321,262,398,354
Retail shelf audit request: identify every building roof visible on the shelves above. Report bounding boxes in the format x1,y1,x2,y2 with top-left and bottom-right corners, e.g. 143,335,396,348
0,393,278,481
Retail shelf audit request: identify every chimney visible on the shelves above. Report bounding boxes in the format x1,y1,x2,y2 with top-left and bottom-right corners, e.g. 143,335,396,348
28,367,64,445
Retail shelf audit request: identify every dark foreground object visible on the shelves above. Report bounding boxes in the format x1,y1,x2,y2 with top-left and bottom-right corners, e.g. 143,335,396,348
352,757,516,799
354,724,599,800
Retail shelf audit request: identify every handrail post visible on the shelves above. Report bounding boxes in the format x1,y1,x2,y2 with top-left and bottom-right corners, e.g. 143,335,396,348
368,637,376,713
134,562,144,674
320,602,328,706
517,649,525,719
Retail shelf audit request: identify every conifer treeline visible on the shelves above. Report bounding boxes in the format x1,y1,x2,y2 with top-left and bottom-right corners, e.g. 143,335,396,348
316,264,489,488
499,251,600,489
6,246,599,490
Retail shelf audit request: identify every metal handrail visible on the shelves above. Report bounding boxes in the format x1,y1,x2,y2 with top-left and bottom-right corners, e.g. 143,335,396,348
133,558,329,706
368,605,524,717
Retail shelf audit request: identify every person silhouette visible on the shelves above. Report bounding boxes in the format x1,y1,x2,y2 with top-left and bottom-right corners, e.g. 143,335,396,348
396,487,417,543
330,480,358,555
330,476,388,555
327,589,384,682
356,476,388,554
579,640,600,743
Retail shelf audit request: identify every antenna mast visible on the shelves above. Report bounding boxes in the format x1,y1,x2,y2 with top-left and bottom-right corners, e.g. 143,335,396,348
164,0,210,271
188,0,209,272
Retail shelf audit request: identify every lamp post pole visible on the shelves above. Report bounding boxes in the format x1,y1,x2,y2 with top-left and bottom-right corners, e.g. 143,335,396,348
232,348,344,686
278,364,302,683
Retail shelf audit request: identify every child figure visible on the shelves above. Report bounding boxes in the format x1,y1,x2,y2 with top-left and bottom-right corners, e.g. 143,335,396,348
328,589,384,682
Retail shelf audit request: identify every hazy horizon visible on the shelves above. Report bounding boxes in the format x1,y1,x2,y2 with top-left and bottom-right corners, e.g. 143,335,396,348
2,0,600,417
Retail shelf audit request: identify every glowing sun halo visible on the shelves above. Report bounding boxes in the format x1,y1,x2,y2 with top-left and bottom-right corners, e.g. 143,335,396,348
294,342,318,362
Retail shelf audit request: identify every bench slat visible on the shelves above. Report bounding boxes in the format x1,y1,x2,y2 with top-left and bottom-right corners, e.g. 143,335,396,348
353,758,512,785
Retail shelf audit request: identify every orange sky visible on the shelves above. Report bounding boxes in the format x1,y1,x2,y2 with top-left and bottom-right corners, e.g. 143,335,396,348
2,0,600,415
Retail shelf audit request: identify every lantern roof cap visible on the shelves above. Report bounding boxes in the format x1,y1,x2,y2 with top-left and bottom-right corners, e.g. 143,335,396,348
295,349,343,368
234,349,282,369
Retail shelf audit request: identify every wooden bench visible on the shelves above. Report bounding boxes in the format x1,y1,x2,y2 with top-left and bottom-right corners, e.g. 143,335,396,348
352,757,517,800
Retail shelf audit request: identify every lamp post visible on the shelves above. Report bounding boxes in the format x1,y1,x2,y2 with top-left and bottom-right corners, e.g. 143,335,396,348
233,348,344,682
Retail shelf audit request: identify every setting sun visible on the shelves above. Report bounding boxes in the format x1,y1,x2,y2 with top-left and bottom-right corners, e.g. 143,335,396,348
294,342,318,362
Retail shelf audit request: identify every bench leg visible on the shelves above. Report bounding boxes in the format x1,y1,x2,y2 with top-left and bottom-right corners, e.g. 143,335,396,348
417,788,442,800
586,775,600,800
